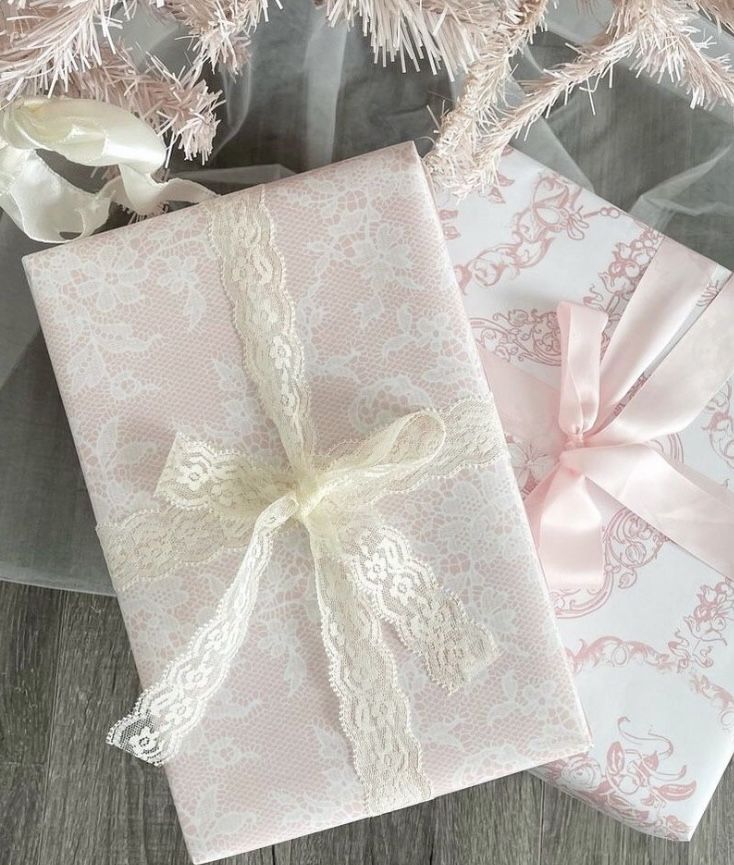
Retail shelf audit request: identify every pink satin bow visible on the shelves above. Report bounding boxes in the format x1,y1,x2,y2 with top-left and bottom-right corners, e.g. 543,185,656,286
481,239,734,589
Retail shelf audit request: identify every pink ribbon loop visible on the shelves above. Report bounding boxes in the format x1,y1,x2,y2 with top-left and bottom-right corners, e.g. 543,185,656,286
485,238,734,590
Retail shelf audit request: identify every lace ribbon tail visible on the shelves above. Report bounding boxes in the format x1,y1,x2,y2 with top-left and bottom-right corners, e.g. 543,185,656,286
107,496,295,765
351,527,499,692
312,546,433,814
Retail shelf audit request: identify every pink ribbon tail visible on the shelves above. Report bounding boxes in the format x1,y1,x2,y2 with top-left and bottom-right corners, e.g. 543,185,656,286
567,444,734,582
477,248,734,591
525,466,605,589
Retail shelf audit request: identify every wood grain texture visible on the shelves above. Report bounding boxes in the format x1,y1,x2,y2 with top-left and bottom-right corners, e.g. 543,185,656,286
275,800,436,865
38,591,189,865
540,785,690,865
0,579,732,865
0,763,46,865
688,758,734,865
433,774,543,865
0,581,64,865
0,581,63,764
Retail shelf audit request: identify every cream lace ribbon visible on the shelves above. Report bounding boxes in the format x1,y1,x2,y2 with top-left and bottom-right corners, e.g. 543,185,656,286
101,188,505,814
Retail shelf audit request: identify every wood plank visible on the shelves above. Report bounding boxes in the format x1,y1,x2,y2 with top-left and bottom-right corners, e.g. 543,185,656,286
540,785,689,865
275,820,373,865
38,592,189,865
212,848,274,865
0,762,46,865
0,580,64,764
688,760,734,865
433,773,543,865
8,578,732,865
275,801,435,865
0,579,65,865
368,800,435,865
38,591,274,865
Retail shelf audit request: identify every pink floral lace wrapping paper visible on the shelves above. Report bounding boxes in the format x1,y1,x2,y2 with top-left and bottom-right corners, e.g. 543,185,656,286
23,143,589,863
440,148,734,841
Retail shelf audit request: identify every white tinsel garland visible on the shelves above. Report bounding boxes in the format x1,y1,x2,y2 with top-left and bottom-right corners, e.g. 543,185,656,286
1,0,733,193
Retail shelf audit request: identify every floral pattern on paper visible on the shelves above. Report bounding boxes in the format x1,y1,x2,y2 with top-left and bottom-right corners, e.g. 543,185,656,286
472,308,561,366
602,509,665,592
506,438,556,496
70,415,161,522
669,580,734,672
468,226,661,375
689,674,734,730
62,309,159,396
197,357,282,453
538,717,696,840
178,783,259,864
454,172,617,293
268,724,362,837
438,174,513,245
347,374,432,435
582,227,662,333
450,148,734,842
565,634,734,736
154,248,208,331
548,509,667,620
251,542,319,696
568,636,677,675
703,381,734,473
23,236,160,397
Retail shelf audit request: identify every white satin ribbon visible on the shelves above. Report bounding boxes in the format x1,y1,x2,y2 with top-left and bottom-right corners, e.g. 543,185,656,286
0,97,214,243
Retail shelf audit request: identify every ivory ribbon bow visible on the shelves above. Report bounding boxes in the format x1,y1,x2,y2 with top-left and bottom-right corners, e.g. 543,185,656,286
102,190,503,813
481,239,734,590
0,97,213,242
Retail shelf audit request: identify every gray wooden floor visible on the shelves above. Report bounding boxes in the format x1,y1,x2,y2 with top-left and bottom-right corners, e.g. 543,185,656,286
1,579,732,865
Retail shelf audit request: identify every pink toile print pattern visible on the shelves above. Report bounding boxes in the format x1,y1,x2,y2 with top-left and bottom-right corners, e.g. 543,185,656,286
539,717,696,840
24,143,590,863
443,146,734,841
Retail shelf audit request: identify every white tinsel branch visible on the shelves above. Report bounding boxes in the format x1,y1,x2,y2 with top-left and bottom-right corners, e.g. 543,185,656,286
157,0,271,70
0,0,234,159
425,0,548,192
67,46,222,160
0,0,124,100
324,0,497,79
430,0,734,196
694,0,734,31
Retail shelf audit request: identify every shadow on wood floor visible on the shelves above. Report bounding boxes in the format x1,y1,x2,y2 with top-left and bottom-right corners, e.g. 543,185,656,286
1,580,731,865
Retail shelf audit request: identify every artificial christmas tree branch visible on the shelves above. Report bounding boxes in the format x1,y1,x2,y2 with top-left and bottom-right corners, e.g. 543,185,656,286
159,0,270,70
429,0,734,195
425,0,549,193
0,0,260,160
0,0,119,99
3,0,734,193
694,0,734,32
68,47,222,160
324,0,498,78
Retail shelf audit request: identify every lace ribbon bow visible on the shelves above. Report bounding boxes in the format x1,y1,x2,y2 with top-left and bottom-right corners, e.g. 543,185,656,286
101,190,504,812
482,240,734,590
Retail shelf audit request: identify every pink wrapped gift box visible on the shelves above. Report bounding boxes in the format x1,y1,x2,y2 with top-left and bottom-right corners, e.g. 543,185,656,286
23,143,589,862
442,148,734,840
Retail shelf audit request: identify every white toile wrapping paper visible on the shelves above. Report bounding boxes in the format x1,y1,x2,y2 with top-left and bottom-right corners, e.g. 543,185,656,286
22,144,589,862
443,148,734,840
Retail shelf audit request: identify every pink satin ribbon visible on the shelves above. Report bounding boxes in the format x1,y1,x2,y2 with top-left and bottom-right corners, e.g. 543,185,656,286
481,238,734,589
